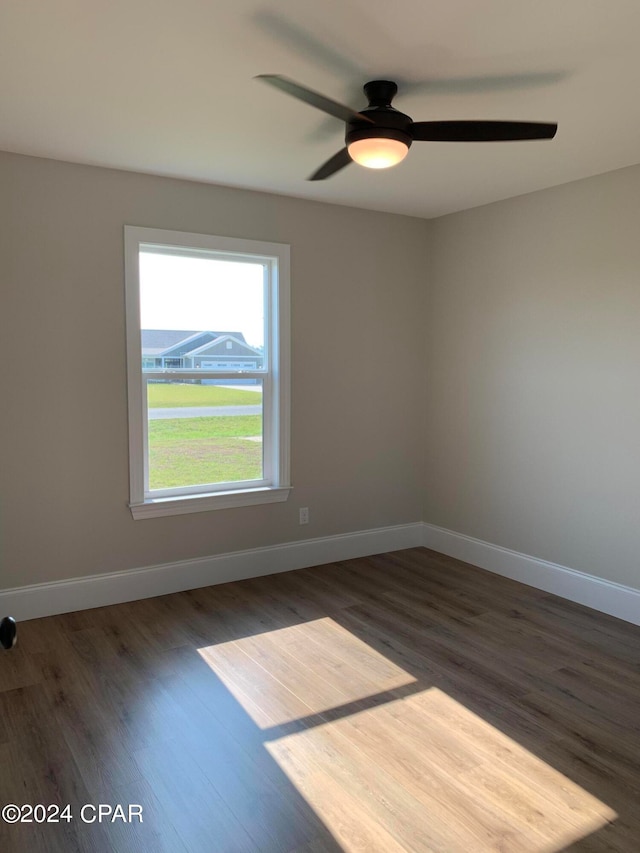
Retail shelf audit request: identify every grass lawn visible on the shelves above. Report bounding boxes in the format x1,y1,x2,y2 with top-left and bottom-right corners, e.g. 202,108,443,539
148,415,262,489
148,383,262,408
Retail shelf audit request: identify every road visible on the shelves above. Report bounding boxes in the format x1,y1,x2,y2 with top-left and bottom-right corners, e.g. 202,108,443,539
148,405,261,420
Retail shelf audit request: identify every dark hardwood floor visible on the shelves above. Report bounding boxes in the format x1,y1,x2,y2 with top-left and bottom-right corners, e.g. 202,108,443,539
1,547,639,852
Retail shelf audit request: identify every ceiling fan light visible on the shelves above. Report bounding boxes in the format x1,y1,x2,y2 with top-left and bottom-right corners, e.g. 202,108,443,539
347,137,409,169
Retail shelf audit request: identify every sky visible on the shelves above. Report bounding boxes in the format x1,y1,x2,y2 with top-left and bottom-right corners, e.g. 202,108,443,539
139,251,265,347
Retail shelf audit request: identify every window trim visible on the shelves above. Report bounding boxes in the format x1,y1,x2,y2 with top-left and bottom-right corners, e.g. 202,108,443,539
124,226,291,519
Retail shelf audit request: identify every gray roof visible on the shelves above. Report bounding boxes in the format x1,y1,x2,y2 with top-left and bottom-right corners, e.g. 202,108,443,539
186,335,261,357
141,329,246,356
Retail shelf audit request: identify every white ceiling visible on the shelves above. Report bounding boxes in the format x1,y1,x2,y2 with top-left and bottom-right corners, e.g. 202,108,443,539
1,0,640,218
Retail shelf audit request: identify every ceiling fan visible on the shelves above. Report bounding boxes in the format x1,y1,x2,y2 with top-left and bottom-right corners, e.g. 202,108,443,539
256,75,558,180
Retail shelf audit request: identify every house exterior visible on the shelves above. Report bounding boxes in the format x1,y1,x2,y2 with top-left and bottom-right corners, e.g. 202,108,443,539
141,330,263,371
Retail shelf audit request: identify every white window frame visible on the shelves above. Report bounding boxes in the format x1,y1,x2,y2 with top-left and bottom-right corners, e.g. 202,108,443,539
124,226,291,519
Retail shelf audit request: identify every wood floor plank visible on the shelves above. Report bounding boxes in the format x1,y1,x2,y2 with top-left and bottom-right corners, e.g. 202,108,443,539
133,736,257,853
199,640,316,729
269,722,478,852
0,685,114,853
0,546,639,851
331,601,567,748
325,715,553,851
402,686,615,825
470,608,640,689
159,663,333,851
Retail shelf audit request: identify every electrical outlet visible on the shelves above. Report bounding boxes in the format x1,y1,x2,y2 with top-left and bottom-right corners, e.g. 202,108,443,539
299,507,309,525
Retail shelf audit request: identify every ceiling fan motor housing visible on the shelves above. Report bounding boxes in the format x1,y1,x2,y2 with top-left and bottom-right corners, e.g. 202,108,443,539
346,80,413,150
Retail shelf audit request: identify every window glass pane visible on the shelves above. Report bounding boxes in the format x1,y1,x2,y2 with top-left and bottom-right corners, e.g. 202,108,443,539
147,379,263,491
139,250,265,371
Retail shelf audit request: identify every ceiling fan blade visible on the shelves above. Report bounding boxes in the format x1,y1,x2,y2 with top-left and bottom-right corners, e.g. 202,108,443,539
411,120,558,142
308,148,352,181
400,71,566,96
256,75,374,124
253,13,365,80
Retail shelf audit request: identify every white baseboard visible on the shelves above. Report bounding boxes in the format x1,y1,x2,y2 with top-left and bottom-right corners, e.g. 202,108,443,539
4,519,638,627
421,522,640,627
0,522,424,622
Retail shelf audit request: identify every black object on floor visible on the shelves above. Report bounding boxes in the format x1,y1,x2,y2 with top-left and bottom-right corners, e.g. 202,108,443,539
0,616,16,649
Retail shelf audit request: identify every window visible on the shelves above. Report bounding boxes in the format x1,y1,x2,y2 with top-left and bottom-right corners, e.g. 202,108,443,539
124,226,290,519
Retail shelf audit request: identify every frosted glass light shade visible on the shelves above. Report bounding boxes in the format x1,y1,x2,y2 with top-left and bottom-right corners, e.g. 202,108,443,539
347,137,409,169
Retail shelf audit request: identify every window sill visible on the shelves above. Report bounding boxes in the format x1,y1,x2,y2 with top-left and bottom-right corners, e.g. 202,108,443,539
129,486,291,519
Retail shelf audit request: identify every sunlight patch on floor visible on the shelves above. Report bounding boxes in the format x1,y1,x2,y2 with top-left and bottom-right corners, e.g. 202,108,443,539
197,616,416,727
265,687,617,852
199,619,617,851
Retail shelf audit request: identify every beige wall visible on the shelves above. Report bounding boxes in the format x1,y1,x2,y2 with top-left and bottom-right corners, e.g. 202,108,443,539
0,151,428,588
3,149,639,594
425,164,640,588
